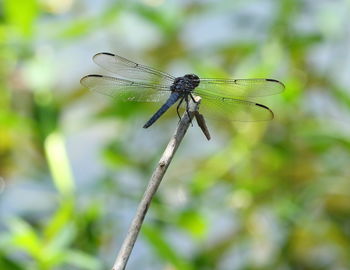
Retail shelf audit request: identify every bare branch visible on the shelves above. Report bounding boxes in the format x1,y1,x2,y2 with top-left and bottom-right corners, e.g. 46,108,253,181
112,96,202,270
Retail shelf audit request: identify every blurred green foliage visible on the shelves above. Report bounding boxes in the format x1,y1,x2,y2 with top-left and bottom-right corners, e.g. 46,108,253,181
1,0,350,270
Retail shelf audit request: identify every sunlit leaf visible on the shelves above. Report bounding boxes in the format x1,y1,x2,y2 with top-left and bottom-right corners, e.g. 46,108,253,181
3,0,38,37
178,210,207,239
6,219,42,258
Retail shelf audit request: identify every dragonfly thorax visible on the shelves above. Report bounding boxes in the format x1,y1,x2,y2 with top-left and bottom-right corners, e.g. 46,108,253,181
171,74,200,93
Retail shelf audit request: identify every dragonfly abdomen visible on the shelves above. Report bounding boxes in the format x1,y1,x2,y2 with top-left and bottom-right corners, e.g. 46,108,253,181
143,92,181,128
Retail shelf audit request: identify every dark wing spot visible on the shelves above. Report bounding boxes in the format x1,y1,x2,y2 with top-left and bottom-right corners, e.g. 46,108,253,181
101,52,115,56
87,74,103,78
255,103,274,119
80,74,104,85
265,79,285,88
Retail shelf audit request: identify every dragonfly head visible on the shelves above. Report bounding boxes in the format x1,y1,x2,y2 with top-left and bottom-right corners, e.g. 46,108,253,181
172,74,200,92
184,74,200,88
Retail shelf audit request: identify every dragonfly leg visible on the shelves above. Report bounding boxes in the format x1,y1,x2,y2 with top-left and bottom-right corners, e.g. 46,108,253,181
189,93,197,103
176,96,185,121
185,95,193,126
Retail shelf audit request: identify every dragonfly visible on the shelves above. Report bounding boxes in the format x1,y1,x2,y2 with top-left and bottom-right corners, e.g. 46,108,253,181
80,53,285,129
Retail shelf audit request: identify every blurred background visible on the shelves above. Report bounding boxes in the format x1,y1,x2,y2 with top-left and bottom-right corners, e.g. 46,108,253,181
1,0,350,269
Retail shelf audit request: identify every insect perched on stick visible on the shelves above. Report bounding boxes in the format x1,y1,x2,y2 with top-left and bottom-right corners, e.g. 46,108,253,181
81,52,285,128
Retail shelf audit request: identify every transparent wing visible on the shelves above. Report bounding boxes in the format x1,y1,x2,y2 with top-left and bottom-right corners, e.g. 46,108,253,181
195,78,285,98
197,93,274,122
80,75,171,102
93,52,175,84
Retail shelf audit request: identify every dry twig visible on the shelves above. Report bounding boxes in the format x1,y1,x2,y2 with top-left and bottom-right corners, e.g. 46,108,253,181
112,96,203,270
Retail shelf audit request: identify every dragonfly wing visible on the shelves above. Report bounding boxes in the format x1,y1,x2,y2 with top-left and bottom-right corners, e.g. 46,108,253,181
93,52,175,84
197,93,274,122
196,78,285,98
80,75,171,102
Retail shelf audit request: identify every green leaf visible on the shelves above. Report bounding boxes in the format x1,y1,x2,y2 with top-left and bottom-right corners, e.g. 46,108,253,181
142,225,193,270
178,210,207,239
6,218,42,258
3,0,38,37
65,250,103,270
44,200,74,241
